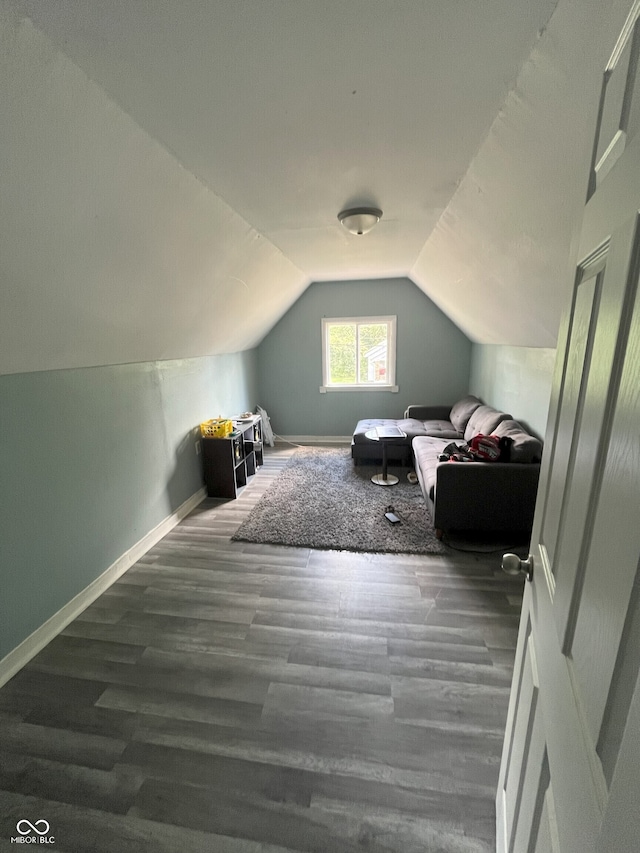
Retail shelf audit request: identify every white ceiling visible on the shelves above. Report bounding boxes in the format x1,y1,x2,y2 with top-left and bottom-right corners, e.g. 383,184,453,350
12,0,557,283
7,0,625,370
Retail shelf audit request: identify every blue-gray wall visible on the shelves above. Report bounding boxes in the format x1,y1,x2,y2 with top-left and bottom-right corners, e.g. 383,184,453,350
469,344,556,439
0,351,257,660
257,278,472,436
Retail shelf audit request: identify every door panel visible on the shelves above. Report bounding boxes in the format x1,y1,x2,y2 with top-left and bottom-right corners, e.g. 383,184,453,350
570,254,640,743
532,783,560,853
500,619,543,849
507,637,547,853
553,216,640,647
538,256,603,577
597,660,640,851
538,264,602,575
589,3,640,193
596,566,640,785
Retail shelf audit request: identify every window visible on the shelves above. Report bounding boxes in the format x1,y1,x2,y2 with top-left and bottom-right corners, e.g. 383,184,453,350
320,315,397,392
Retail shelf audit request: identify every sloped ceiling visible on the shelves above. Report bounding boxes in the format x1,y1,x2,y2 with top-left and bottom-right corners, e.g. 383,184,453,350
411,0,629,347
3,0,624,374
11,0,557,269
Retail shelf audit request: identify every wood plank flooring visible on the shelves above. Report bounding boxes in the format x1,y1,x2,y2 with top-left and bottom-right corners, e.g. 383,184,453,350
0,446,524,852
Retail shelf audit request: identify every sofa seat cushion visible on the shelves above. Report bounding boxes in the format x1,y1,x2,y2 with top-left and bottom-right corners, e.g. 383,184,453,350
449,395,483,432
420,419,461,439
352,418,427,445
412,436,463,500
493,419,543,463
464,405,512,442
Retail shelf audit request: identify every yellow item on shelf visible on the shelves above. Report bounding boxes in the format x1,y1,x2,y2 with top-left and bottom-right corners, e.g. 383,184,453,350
200,418,233,438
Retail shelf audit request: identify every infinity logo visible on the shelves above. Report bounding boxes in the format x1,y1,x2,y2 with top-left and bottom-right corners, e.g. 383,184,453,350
16,820,50,836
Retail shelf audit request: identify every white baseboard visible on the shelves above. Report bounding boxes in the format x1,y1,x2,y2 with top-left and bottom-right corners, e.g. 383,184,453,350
277,435,352,445
0,486,207,689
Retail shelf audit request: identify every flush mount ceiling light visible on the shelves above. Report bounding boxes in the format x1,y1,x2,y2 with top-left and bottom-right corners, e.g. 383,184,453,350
337,206,383,236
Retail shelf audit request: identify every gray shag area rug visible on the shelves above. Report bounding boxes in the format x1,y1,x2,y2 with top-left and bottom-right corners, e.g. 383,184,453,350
232,447,446,555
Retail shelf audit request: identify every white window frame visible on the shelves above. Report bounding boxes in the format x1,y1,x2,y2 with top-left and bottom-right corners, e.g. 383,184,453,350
320,315,398,393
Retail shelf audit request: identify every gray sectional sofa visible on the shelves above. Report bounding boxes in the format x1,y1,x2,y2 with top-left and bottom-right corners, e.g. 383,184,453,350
352,395,542,536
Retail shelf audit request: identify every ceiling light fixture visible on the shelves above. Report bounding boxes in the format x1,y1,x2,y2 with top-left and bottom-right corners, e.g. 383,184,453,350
337,206,383,236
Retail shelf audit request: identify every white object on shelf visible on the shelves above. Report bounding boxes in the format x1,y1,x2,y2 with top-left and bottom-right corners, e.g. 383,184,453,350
256,405,275,446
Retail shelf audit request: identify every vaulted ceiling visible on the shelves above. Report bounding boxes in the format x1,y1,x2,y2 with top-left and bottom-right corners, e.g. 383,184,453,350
1,1,625,374
11,0,557,274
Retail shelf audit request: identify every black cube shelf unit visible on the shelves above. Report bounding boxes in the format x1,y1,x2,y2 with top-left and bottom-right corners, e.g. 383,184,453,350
202,415,263,499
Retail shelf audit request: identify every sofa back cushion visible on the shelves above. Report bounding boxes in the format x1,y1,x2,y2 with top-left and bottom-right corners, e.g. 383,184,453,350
420,420,463,439
464,405,511,442
493,419,543,463
449,395,483,433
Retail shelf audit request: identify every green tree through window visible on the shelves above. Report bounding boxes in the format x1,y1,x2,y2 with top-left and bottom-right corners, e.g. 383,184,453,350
328,323,356,384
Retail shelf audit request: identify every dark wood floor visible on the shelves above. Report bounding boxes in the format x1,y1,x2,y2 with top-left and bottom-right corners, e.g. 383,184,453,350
0,447,524,852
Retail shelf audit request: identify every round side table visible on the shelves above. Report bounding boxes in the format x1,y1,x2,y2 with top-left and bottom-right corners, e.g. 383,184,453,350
364,428,407,486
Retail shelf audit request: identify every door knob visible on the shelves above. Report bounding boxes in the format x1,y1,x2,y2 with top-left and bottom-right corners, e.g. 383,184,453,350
502,553,534,582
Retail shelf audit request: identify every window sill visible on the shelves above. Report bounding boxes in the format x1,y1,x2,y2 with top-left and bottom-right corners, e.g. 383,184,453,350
319,384,399,393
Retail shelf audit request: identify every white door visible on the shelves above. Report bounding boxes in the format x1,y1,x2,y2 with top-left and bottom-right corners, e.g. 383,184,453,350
497,7,640,853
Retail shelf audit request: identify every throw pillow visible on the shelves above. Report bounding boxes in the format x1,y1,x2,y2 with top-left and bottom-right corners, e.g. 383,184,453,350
493,420,543,463
449,395,483,433
463,405,512,442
